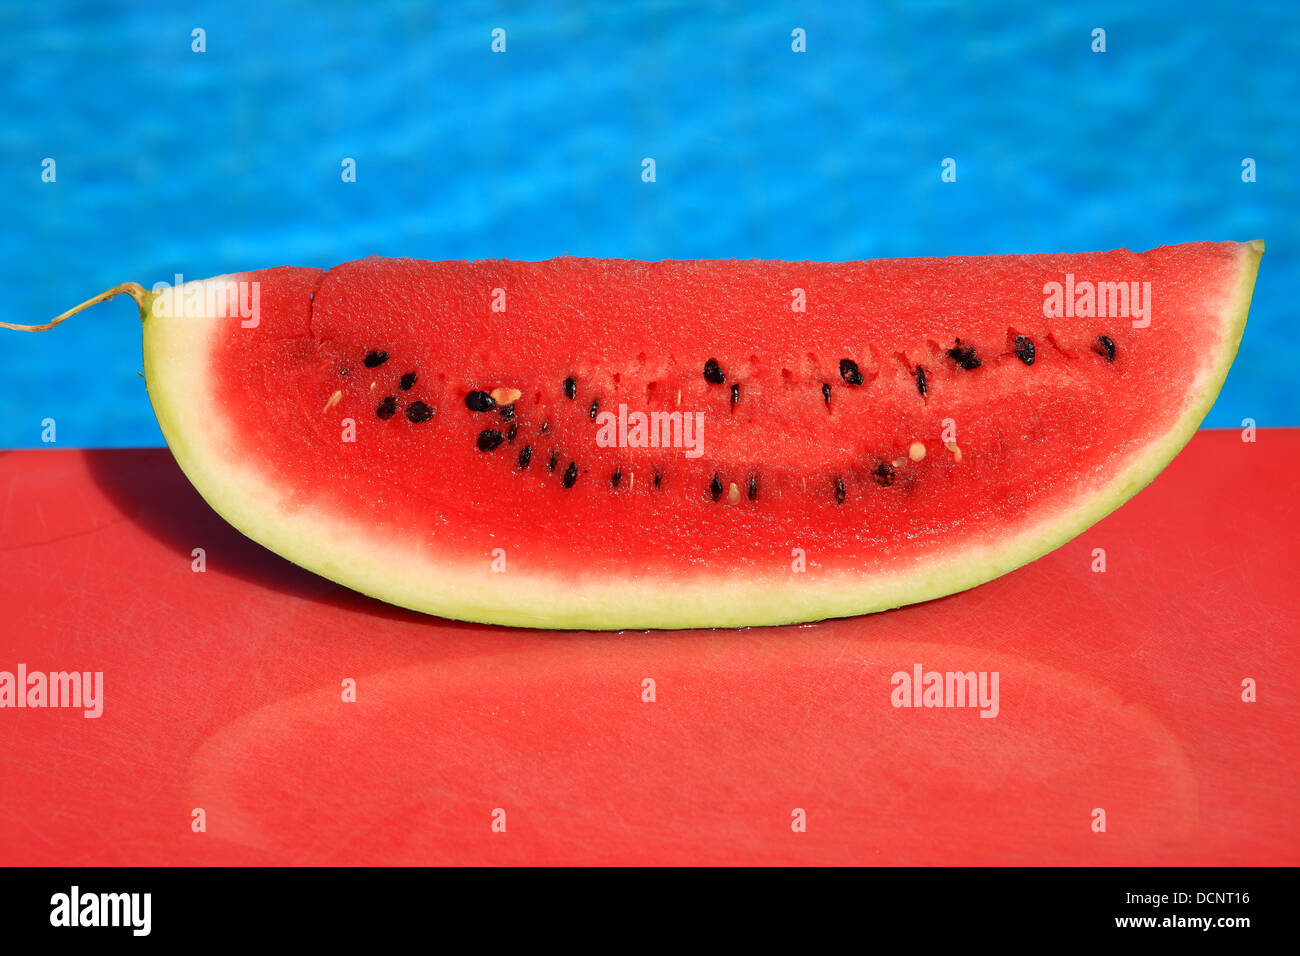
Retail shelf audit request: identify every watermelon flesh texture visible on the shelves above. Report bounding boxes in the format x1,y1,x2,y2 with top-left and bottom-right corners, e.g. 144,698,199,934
143,241,1262,629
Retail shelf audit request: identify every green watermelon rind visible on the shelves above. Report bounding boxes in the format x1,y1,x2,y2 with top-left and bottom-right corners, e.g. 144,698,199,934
142,242,1262,630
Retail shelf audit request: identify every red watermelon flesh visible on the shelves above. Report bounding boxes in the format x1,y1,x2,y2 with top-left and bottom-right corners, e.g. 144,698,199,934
141,241,1261,628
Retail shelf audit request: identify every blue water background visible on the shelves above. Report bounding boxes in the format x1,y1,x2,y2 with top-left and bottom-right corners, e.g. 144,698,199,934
2,0,1297,446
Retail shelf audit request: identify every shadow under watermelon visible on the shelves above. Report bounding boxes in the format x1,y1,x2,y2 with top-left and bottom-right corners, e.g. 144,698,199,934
80,446,491,632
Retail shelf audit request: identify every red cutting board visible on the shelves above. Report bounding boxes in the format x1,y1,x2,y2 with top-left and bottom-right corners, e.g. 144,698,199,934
0,430,1296,866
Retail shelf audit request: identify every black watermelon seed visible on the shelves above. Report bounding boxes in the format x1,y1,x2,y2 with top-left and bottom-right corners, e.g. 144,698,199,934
399,372,417,390
506,423,517,442
465,390,496,412
363,350,389,368
834,477,846,504
703,358,725,384
499,403,515,421
477,429,504,452
564,376,577,399
874,461,896,487
611,468,622,489
589,399,598,420
653,471,662,489
947,341,982,370
822,383,832,405
1013,336,1035,366
839,359,863,386
540,420,550,435
916,366,928,396
405,400,433,423
731,383,740,405
517,445,533,469
562,461,578,489
748,475,758,501
1096,335,1117,362
547,450,559,472
709,473,723,501
375,396,398,420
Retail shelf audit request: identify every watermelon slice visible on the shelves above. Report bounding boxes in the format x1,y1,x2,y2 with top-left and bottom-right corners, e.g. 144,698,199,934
18,241,1262,629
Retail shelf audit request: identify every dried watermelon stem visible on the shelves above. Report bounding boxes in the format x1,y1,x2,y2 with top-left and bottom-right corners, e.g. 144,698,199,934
1,281,149,332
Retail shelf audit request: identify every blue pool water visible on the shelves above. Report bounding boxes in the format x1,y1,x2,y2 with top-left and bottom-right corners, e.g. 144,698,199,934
2,0,1297,447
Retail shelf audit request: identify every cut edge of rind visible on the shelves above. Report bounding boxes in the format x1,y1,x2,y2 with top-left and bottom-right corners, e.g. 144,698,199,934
142,243,1262,631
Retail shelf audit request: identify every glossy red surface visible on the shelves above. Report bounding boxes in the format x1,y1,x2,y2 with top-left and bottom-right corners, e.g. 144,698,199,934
1,430,1295,864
